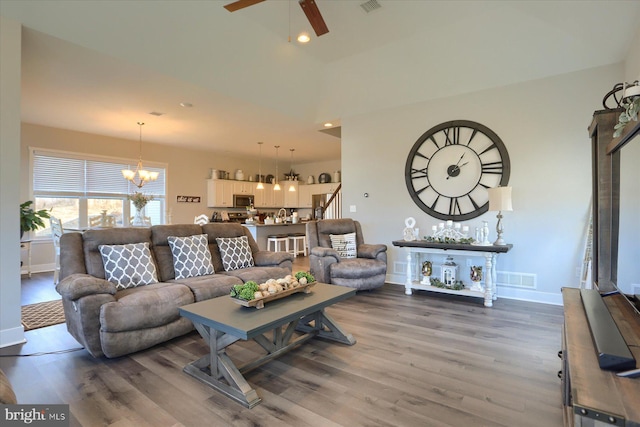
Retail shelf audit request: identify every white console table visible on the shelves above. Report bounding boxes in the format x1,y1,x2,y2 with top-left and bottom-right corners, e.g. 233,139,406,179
392,240,512,307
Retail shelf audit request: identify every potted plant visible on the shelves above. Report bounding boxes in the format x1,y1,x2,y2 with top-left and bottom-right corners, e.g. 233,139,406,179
20,201,51,238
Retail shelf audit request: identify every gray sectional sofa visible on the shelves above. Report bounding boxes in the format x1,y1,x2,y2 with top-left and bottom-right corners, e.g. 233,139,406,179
56,223,293,358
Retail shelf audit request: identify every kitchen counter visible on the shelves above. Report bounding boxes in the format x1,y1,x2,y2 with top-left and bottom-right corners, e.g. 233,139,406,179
242,223,307,251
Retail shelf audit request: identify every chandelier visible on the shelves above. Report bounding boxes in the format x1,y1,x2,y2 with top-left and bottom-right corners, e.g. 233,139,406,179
122,122,158,188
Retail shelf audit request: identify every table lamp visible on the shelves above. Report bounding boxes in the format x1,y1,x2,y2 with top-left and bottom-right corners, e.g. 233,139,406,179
487,186,513,246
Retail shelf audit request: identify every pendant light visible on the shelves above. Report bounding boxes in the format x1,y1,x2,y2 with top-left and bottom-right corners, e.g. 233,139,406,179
288,148,296,192
273,145,281,191
256,142,264,190
121,122,159,188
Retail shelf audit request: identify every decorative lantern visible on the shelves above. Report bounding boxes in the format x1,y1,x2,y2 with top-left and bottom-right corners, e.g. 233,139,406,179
441,256,458,286
421,260,432,285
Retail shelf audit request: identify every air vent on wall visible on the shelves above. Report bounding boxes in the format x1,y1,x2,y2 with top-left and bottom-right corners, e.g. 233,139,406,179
360,0,381,13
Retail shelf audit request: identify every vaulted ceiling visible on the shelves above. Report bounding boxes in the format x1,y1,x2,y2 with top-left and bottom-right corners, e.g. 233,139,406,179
1,0,639,162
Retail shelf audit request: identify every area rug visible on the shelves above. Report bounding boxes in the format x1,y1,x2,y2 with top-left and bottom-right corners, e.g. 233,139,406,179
21,299,65,331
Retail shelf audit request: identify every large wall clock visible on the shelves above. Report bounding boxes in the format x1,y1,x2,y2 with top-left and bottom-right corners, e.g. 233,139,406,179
405,120,510,221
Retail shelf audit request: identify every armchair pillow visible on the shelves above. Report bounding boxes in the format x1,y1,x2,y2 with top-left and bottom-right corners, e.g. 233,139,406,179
329,232,357,258
216,236,255,271
168,234,214,279
99,242,158,289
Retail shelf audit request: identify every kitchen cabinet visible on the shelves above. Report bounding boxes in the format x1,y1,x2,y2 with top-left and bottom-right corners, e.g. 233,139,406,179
298,184,313,208
273,184,285,207
283,181,298,208
254,183,284,208
233,181,254,195
206,179,233,207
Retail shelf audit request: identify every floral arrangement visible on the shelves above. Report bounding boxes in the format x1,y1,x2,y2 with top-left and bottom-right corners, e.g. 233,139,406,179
423,236,475,244
128,192,153,210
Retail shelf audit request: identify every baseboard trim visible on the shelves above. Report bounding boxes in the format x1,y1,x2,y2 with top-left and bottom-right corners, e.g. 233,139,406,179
0,325,26,348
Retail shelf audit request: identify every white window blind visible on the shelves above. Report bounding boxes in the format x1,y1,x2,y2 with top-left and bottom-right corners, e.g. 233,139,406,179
33,150,166,197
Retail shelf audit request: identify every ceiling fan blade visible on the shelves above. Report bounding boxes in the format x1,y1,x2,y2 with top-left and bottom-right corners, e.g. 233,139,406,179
224,0,266,12
299,0,329,36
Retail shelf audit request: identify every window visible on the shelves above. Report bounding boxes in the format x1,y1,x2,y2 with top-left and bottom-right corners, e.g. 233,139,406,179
31,149,166,238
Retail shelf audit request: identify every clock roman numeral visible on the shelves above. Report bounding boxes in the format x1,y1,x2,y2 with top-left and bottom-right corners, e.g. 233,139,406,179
449,197,462,216
481,161,503,174
479,144,497,156
430,195,440,210
467,194,480,210
429,135,439,149
414,183,431,195
466,128,478,146
444,127,460,145
411,167,428,179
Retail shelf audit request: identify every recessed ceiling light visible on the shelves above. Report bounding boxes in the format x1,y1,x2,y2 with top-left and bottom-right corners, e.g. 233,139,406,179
324,122,333,127
180,102,193,108
297,33,310,43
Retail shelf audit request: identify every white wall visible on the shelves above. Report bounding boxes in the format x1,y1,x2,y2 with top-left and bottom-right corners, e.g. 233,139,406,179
0,16,25,348
341,63,628,305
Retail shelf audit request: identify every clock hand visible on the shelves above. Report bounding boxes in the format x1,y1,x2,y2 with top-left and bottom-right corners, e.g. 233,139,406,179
445,161,470,180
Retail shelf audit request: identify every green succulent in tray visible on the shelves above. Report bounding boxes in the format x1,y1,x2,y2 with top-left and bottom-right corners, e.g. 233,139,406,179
230,281,259,301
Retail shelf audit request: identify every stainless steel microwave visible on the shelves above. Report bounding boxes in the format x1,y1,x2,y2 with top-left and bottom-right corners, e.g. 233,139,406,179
233,194,254,208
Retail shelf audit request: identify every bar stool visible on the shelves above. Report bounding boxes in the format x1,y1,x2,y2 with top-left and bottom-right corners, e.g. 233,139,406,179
288,233,307,257
267,234,289,252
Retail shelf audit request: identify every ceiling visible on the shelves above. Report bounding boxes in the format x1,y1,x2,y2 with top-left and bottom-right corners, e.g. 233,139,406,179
1,0,639,163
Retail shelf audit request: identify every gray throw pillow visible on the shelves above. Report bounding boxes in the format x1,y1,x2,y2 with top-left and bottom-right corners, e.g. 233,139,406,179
330,232,357,258
167,234,215,279
216,236,255,271
99,242,158,289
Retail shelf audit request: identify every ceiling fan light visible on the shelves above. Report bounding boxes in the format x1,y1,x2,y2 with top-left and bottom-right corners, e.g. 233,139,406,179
297,33,310,43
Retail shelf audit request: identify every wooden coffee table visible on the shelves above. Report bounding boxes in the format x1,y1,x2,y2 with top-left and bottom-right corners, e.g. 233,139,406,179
178,283,356,408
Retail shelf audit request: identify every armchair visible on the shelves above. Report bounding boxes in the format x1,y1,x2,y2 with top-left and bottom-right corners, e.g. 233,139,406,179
306,219,387,290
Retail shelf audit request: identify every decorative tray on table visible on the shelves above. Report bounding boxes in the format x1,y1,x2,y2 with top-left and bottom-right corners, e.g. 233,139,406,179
232,282,315,309
230,273,317,309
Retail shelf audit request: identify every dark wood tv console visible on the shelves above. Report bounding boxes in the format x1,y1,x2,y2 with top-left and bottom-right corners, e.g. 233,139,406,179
561,288,640,427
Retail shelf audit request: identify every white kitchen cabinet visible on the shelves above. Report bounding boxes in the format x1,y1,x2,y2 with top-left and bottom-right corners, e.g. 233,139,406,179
272,183,285,207
233,181,254,195
298,184,313,208
255,183,283,208
206,179,233,207
254,184,269,207
283,181,298,208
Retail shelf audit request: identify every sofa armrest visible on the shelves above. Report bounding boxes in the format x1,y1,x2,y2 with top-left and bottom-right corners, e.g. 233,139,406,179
310,246,341,262
357,243,387,260
253,251,294,267
56,273,117,301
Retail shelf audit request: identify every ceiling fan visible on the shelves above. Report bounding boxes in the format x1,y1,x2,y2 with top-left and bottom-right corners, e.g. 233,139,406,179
224,0,329,37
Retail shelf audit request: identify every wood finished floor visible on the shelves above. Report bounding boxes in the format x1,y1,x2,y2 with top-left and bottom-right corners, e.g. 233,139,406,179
6,257,565,426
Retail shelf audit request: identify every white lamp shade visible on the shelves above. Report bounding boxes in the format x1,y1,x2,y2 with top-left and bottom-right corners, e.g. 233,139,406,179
487,186,513,211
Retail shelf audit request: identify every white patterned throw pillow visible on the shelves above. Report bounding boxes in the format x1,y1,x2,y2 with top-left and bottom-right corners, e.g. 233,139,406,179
99,242,159,289
168,234,215,279
216,236,255,271
330,232,357,258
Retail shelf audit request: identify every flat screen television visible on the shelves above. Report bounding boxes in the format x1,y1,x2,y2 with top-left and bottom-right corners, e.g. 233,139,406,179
610,127,640,316
589,110,640,375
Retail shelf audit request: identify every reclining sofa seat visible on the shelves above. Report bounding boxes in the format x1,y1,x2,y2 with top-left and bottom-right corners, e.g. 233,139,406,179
307,218,387,291
56,223,292,358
